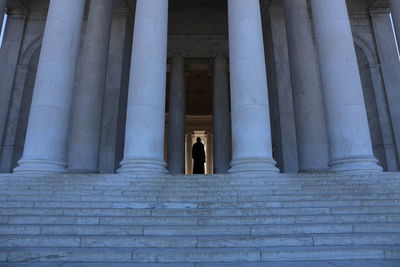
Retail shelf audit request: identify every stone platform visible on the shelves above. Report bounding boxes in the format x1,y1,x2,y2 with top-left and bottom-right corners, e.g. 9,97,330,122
0,173,400,266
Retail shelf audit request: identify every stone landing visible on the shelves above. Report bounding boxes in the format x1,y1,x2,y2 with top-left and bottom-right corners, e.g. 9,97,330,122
0,173,400,266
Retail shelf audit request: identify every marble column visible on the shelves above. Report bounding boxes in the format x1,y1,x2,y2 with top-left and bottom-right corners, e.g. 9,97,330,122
213,54,230,174
310,0,382,172
370,9,400,169
186,131,193,174
68,0,113,173
390,0,400,50
206,132,213,174
283,0,329,172
168,53,186,174
0,0,6,31
13,0,85,174
118,0,169,174
227,0,278,174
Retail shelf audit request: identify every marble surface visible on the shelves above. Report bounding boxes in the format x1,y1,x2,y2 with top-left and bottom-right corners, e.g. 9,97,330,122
68,0,113,173
14,0,86,174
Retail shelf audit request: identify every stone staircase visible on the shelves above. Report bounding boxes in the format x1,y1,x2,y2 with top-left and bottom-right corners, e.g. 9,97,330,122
0,172,400,266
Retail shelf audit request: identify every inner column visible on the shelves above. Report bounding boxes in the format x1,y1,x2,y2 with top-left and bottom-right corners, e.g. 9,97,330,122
168,53,186,174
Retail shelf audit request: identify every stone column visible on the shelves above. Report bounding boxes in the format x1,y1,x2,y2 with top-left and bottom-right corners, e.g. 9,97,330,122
0,0,6,31
310,0,382,172
206,132,213,174
283,0,329,172
213,54,230,174
13,0,85,174
167,53,186,174
68,0,113,173
370,9,400,170
390,0,400,50
118,0,169,174
186,131,193,174
227,0,278,174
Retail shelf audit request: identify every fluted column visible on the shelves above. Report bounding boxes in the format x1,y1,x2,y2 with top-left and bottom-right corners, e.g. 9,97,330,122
13,0,85,174
206,132,213,174
0,0,6,31
186,131,193,174
390,0,400,50
68,0,113,173
310,0,382,172
118,0,169,174
283,0,329,172
168,54,186,174
213,54,231,174
227,0,278,174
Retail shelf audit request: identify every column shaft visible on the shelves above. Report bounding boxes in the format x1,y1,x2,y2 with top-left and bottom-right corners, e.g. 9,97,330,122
68,0,113,173
14,0,85,174
390,0,400,50
206,132,213,174
213,55,230,173
370,9,400,169
168,54,186,174
118,0,169,174
283,0,329,172
227,0,278,174
186,132,193,174
0,0,6,32
310,0,381,172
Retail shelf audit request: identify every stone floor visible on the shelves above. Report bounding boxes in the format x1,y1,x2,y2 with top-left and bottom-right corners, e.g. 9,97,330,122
0,172,399,266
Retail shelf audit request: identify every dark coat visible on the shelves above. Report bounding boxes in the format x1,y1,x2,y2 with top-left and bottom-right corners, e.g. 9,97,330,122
192,141,206,174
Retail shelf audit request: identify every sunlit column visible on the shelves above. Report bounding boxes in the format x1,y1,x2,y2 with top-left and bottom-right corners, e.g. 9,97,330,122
14,0,85,174
310,0,382,172
118,0,169,174
227,0,278,174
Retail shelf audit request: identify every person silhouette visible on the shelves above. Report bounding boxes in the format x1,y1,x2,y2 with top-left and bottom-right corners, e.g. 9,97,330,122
192,137,206,174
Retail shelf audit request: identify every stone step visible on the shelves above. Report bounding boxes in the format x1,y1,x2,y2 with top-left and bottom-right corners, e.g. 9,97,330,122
0,263,197,267
3,192,400,203
2,246,399,262
0,213,398,226
2,207,399,221
1,233,399,248
2,179,400,188
2,201,400,216
3,260,400,267
4,190,400,201
0,188,400,198
2,178,399,186
2,173,400,264
4,195,400,208
2,222,400,236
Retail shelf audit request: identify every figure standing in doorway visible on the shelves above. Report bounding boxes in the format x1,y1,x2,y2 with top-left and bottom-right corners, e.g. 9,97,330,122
192,137,206,174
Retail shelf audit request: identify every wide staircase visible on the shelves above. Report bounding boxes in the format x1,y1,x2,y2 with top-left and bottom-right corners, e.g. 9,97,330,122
0,173,400,266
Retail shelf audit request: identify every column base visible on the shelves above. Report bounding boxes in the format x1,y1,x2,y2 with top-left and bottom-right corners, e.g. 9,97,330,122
328,156,383,173
228,157,279,174
13,159,68,175
118,158,169,175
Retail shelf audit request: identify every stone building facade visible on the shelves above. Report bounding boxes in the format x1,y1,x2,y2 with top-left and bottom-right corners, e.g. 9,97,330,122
0,0,399,175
